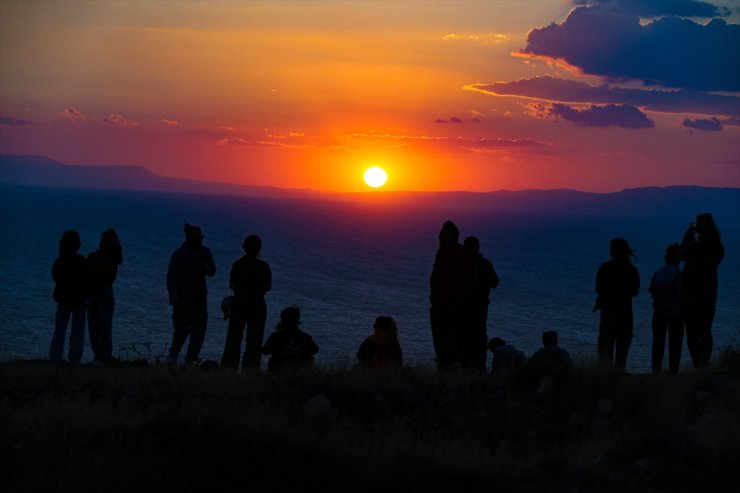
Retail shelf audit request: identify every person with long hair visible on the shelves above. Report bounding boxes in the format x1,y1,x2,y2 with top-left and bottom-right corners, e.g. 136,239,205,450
678,213,724,368
595,238,640,369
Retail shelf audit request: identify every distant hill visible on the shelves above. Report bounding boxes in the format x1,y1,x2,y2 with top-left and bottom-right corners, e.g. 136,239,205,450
0,154,310,198
2,154,738,222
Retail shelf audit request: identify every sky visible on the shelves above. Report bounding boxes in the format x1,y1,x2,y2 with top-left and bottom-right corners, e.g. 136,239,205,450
1,0,739,192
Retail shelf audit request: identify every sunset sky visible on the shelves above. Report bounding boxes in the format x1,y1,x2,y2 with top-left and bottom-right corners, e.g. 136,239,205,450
1,0,739,192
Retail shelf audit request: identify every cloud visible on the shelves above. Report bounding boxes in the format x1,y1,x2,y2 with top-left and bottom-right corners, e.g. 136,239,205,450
442,33,510,44
464,75,740,116
347,133,560,155
161,118,179,126
571,0,730,18
532,103,655,128
722,116,740,126
102,114,139,126
0,116,33,126
520,6,740,91
434,117,464,124
60,108,87,120
216,137,317,150
682,117,723,131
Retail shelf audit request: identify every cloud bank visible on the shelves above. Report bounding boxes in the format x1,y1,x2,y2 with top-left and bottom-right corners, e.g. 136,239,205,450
0,116,33,126
682,117,723,131
571,0,730,18
530,103,654,128
520,6,740,91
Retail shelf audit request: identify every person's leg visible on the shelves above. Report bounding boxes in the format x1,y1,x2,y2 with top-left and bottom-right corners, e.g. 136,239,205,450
50,303,71,361
470,301,489,372
68,303,86,364
614,317,633,370
598,315,616,367
169,303,190,364
221,304,247,369
99,286,115,362
184,299,208,364
651,311,667,373
683,302,703,368
667,315,684,374
242,299,267,370
87,296,102,362
697,301,716,367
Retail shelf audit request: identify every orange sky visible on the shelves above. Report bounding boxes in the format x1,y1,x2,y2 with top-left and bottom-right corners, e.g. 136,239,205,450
1,1,738,192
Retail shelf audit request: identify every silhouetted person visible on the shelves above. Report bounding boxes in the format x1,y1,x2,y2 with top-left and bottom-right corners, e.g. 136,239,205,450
488,337,525,375
595,238,639,369
50,230,88,363
357,316,403,372
522,330,573,386
649,244,683,373
678,213,724,368
430,220,473,370
221,234,272,370
262,306,318,372
86,228,123,365
166,223,216,366
462,236,500,371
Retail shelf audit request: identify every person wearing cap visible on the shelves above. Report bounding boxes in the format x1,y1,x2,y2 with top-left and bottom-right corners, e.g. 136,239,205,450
166,223,216,365
261,306,318,372
221,234,272,370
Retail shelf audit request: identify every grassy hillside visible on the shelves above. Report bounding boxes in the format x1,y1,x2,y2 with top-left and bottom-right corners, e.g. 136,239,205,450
2,351,739,492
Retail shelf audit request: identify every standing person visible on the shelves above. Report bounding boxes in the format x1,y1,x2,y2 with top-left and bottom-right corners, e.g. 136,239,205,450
49,230,88,363
221,234,272,370
166,223,216,366
649,244,683,373
429,220,472,370
462,236,500,371
262,306,319,372
86,228,123,365
595,238,640,369
357,316,403,372
678,213,724,368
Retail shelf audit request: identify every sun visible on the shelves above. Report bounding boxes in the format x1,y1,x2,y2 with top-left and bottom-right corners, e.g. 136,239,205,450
363,166,388,188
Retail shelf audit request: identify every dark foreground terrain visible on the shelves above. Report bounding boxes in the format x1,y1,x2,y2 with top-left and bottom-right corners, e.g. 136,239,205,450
2,352,739,493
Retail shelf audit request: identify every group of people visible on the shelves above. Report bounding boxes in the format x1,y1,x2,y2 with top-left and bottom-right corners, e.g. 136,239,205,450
49,212,724,374
593,213,724,372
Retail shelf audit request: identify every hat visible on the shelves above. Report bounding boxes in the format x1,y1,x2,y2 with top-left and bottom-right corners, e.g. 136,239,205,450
184,223,204,240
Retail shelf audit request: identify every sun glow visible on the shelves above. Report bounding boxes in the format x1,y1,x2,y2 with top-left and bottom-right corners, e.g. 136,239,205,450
363,166,388,188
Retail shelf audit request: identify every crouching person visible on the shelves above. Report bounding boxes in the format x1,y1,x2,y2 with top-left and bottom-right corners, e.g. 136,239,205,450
262,306,318,372
357,316,403,373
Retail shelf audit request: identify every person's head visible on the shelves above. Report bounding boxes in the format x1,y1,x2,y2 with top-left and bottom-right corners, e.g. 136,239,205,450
664,243,680,265
439,220,459,246
542,330,558,347
464,236,480,253
59,230,81,256
184,223,204,246
279,305,301,329
373,316,398,335
609,237,635,263
488,337,506,352
242,234,262,257
99,228,119,250
695,213,720,243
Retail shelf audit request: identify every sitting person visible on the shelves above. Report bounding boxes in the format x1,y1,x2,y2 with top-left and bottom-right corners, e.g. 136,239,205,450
522,331,573,385
488,337,526,374
357,316,403,372
261,306,318,372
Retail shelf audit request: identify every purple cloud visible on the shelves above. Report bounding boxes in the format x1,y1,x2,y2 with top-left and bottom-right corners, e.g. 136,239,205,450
723,116,740,126
102,114,138,126
521,7,740,91
0,116,33,126
434,117,464,123
465,76,740,116
533,103,655,128
572,0,730,17
61,108,87,120
682,117,723,131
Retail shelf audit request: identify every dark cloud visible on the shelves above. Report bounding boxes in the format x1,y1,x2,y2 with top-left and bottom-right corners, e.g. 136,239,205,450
0,116,33,126
572,0,730,18
682,117,723,131
465,76,740,116
434,117,464,123
521,7,740,91
723,116,740,126
532,103,654,128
